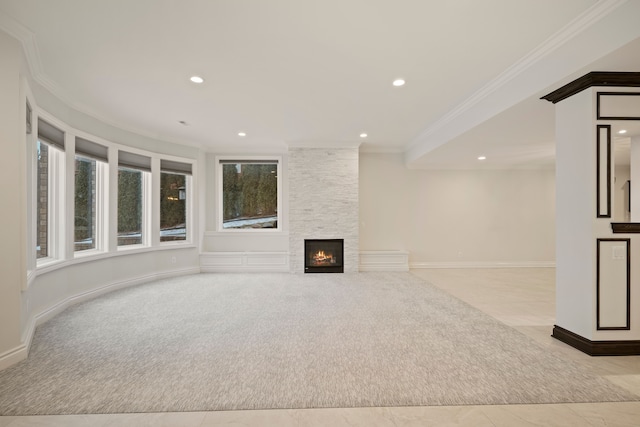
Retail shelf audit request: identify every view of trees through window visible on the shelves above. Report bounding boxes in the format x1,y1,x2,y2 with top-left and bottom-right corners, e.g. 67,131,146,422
118,168,143,245
74,156,97,251
36,141,49,258
222,162,277,229
160,172,187,241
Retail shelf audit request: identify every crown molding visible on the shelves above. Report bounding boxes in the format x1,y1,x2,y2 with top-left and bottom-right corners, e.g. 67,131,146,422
541,71,640,103
359,145,404,154
0,12,44,77
286,140,362,149
407,0,628,151
0,13,211,152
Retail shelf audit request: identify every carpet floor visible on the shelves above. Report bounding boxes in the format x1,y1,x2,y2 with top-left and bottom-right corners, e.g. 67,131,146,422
0,272,636,415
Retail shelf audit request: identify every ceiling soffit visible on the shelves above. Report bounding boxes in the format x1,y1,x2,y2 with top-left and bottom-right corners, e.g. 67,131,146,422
405,0,640,168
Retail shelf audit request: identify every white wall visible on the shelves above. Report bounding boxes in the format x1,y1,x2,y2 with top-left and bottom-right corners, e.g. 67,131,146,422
359,153,556,267
0,29,25,367
24,248,200,331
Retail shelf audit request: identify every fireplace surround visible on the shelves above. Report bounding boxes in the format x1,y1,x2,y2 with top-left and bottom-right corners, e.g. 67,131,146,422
304,239,344,273
288,147,359,273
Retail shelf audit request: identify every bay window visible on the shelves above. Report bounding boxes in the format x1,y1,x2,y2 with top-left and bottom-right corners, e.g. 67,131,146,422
30,110,195,272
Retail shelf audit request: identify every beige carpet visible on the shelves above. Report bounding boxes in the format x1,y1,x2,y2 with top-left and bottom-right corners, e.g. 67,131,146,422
0,272,636,415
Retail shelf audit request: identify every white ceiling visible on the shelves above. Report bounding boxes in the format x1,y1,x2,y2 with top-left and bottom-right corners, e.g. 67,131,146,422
1,0,639,168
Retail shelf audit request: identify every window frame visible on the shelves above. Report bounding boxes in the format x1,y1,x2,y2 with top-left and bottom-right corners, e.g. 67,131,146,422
216,155,282,233
159,170,189,244
73,154,108,257
117,165,151,250
35,138,65,266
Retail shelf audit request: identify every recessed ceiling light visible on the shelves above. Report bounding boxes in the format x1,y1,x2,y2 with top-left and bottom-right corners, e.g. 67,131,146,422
619,129,627,134
238,132,246,137
190,76,204,84
477,156,486,160
392,78,405,87
360,133,368,138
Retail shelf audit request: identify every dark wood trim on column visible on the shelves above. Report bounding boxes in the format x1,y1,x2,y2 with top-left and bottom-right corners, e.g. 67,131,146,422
552,326,640,356
612,223,640,233
596,238,630,330
541,72,640,104
597,92,640,120
596,125,611,218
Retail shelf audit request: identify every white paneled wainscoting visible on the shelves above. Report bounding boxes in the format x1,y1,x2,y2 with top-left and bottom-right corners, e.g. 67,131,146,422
200,252,290,273
199,250,410,273
198,251,558,273
359,251,410,272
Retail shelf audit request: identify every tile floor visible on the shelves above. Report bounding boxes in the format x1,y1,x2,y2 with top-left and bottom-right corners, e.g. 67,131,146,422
1,268,639,426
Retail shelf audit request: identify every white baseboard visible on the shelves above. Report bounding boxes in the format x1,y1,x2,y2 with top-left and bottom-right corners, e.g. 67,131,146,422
410,261,556,269
200,252,289,273
1,267,200,372
359,250,410,272
26,269,36,290
0,343,29,371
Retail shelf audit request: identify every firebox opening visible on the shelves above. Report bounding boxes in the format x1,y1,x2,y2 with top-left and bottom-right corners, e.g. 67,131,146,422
304,239,344,273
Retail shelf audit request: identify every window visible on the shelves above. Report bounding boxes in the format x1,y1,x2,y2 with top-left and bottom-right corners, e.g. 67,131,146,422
160,160,191,242
219,159,279,230
36,118,64,260
74,137,107,253
26,101,32,134
30,108,197,268
74,156,97,251
36,140,49,258
118,151,150,246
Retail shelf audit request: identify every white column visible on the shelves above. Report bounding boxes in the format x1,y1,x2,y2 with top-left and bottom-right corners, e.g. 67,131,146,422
555,89,598,339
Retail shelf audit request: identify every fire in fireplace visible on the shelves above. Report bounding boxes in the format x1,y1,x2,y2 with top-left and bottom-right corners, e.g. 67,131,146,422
304,239,344,273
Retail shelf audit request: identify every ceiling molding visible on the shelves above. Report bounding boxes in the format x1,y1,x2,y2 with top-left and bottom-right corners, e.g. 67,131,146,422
286,141,362,149
541,71,640,103
406,0,628,158
0,12,44,78
0,13,211,152
359,146,405,154
1,1,633,164
202,143,288,155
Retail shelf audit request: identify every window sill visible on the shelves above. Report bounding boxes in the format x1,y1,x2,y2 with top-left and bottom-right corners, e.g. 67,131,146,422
160,239,191,246
206,230,288,236
74,248,105,259
117,244,149,252
36,256,64,268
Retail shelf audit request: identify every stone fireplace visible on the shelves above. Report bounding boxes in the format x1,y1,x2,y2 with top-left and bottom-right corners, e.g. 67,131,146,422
288,145,359,273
